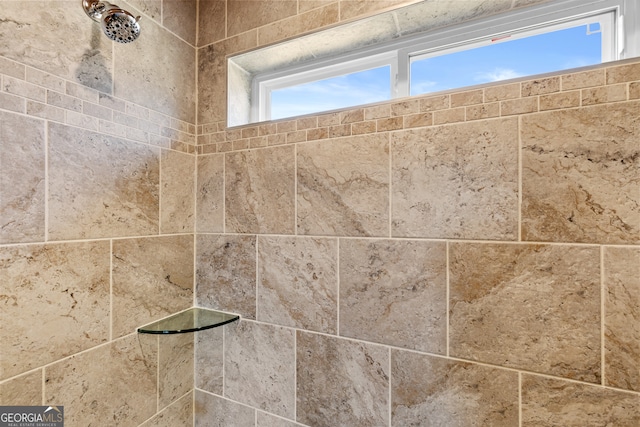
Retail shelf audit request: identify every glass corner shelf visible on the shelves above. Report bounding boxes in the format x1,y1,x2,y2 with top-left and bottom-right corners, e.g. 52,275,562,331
137,308,240,334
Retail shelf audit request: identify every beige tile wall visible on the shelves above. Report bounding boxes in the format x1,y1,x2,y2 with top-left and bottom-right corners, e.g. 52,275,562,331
194,1,640,423
2,0,639,426
0,1,198,425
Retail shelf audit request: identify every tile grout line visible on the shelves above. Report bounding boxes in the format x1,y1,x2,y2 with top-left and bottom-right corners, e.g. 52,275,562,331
518,114,523,242
518,372,523,427
44,118,49,243
600,245,606,386
388,346,392,427
446,240,450,358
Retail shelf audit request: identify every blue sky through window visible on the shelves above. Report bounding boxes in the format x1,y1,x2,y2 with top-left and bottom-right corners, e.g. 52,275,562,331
271,66,391,120
270,24,602,120
411,24,602,95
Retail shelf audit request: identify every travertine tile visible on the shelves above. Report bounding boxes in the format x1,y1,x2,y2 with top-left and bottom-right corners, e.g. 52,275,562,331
127,0,162,22
140,391,193,427
340,239,447,353
500,96,538,115
114,17,196,123
258,236,338,333
466,102,500,120
48,123,160,240
0,370,42,405
258,3,339,46
522,375,640,427
522,76,560,96
297,134,389,236
450,243,601,382
521,101,640,244
539,90,581,111
630,82,640,99
112,235,194,338
196,234,257,319
159,333,194,409
0,111,45,243
433,106,465,124
225,321,296,418
45,335,158,427
256,412,306,426
161,149,195,233
163,0,198,45
484,82,520,101
420,94,450,111
0,1,113,92
196,154,224,233
227,0,297,36
297,332,389,427
195,391,255,427
582,83,627,105
391,350,519,426
604,246,640,392
195,327,223,394
606,62,640,84
392,118,519,240
451,89,483,107
198,0,227,46
562,68,605,90
0,241,110,380
340,0,409,20
226,146,295,234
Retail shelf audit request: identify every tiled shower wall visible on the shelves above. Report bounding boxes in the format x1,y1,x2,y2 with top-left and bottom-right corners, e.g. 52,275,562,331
193,1,640,426
1,1,199,425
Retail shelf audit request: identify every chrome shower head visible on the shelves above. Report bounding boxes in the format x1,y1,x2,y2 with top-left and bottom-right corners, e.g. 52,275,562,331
82,0,141,43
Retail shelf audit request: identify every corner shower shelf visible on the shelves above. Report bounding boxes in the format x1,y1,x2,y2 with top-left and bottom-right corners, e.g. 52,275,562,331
137,308,240,334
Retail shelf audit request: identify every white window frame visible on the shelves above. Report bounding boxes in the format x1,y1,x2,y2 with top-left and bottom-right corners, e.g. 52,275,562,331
243,0,636,124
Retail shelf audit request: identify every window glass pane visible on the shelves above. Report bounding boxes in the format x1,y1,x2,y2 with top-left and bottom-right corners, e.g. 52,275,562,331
410,24,602,96
271,66,391,120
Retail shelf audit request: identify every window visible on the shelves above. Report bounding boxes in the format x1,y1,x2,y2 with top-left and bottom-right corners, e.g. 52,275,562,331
228,0,638,126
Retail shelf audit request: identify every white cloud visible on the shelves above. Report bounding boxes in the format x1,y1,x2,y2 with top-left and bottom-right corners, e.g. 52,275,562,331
475,68,524,83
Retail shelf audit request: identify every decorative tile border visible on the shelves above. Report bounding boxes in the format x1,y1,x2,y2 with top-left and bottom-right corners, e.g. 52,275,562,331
0,57,196,154
197,59,640,155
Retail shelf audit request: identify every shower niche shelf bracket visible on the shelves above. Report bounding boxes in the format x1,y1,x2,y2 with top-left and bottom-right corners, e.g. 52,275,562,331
137,307,239,334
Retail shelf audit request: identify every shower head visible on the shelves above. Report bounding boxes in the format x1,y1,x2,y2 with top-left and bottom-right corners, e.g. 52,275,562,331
82,0,141,43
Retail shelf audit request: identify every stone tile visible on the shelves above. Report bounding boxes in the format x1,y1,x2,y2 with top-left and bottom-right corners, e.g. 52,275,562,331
258,236,338,333
297,331,389,427
140,391,193,427
449,243,601,382
521,101,640,244
114,17,196,123
161,150,195,233
0,2,113,92
26,100,65,122
226,146,295,234
3,76,46,102
604,246,640,392
297,134,389,236
163,0,198,45
539,90,581,111
159,333,194,409
258,3,339,46
128,0,162,22
256,412,305,426
466,102,500,120
522,76,560,96
225,321,296,418
0,111,45,244
112,235,194,338
340,0,409,20
0,241,110,380
451,89,484,107
0,370,43,405
0,91,25,113
606,62,640,84
227,0,297,36
391,118,519,240
562,68,605,90
339,239,447,354
196,234,257,319
522,375,640,427
582,84,627,105
630,82,640,99
198,0,227,46
195,327,224,394
45,335,158,427
195,391,255,427
391,350,519,426
433,106,465,125
500,97,538,115
484,82,520,101
0,56,25,79
48,123,160,240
